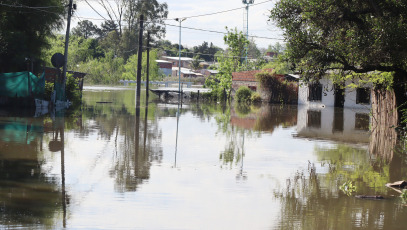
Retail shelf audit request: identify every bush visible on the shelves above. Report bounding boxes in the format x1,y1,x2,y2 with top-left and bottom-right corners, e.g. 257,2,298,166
65,74,81,105
235,86,252,102
251,92,262,103
44,82,54,101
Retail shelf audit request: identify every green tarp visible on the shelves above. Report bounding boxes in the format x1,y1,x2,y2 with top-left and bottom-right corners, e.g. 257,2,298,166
0,71,45,98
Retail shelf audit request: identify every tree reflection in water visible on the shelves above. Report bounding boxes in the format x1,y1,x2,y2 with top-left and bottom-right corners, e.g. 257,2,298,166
274,143,407,229
82,90,163,193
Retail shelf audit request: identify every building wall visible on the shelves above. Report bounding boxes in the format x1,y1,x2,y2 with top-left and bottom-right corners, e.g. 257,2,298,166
298,78,335,108
160,68,172,77
298,79,372,109
344,86,372,109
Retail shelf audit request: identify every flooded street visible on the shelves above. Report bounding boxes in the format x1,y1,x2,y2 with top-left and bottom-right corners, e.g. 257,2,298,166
1,86,407,229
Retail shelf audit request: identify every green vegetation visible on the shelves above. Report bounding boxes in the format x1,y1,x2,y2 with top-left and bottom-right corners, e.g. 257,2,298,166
401,190,407,203
339,181,356,196
0,0,65,72
235,86,252,103
256,71,297,104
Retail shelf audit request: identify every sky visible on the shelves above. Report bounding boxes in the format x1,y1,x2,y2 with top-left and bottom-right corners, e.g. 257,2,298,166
73,0,285,49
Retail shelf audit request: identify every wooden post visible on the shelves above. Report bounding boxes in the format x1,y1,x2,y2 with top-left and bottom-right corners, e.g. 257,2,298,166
136,15,144,108
146,32,150,98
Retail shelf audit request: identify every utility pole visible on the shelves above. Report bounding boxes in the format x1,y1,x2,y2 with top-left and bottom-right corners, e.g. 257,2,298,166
62,0,74,101
175,18,186,97
146,32,150,98
136,15,144,108
242,0,254,66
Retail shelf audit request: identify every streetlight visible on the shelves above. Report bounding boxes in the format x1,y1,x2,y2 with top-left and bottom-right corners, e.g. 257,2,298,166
175,18,186,97
242,0,254,65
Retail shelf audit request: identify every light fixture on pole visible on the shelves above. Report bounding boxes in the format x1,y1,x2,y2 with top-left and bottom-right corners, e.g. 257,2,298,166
175,17,186,96
242,0,254,65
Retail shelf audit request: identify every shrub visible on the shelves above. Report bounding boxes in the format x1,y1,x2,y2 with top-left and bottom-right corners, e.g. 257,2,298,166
251,92,262,103
235,86,252,102
65,73,81,105
44,82,54,101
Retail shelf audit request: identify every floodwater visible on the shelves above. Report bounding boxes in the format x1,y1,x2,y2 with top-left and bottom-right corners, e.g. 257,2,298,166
0,86,407,230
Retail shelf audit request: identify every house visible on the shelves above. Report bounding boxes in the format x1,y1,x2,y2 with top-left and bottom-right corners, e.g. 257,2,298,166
172,67,203,78
232,69,298,103
201,69,219,77
161,56,193,68
298,78,372,109
156,60,172,77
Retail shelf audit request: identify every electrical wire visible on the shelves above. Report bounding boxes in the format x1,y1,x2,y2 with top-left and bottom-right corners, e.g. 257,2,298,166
165,0,274,20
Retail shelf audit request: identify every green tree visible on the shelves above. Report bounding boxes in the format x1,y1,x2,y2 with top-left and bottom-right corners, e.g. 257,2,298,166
72,20,100,39
270,0,407,122
0,0,65,72
190,56,201,71
95,0,168,60
205,28,249,100
122,49,161,81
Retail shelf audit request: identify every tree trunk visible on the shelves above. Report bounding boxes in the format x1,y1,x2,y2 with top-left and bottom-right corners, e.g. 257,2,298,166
369,87,402,161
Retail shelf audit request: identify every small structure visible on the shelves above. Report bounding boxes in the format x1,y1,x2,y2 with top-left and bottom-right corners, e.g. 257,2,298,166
156,60,172,77
231,69,298,103
298,78,372,109
172,67,203,78
201,69,219,77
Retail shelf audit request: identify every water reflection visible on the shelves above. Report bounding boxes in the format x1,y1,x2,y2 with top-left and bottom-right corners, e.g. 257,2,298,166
82,89,163,192
1,87,407,229
0,110,64,229
296,106,370,144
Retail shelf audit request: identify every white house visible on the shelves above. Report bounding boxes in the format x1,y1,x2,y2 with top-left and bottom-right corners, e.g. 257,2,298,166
298,78,372,109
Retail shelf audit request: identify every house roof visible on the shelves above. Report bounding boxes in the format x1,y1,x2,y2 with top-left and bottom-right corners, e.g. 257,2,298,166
232,69,275,82
156,60,172,63
163,56,193,62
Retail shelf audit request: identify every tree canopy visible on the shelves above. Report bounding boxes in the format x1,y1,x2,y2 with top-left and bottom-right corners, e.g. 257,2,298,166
0,0,65,72
269,0,407,86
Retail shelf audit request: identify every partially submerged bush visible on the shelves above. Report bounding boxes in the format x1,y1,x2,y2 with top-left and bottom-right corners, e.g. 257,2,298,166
251,92,262,103
235,86,252,103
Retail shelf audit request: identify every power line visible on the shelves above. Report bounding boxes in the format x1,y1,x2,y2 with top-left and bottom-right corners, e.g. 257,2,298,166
73,15,284,41
83,0,109,21
0,2,62,9
165,0,274,20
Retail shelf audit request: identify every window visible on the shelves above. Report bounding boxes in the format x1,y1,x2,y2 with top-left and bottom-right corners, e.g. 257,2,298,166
356,88,370,104
307,110,321,128
355,113,369,131
308,83,322,101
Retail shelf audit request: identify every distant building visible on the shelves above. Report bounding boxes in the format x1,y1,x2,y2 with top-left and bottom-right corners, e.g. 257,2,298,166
156,60,172,77
201,69,219,77
161,56,193,69
172,67,203,78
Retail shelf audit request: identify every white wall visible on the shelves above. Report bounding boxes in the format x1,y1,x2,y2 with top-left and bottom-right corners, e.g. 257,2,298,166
343,82,372,109
298,79,335,108
298,79,372,109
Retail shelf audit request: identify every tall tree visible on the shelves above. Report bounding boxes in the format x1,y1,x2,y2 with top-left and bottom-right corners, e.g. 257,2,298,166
95,0,168,60
72,20,100,39
0,0,65,72
270,0,407,124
